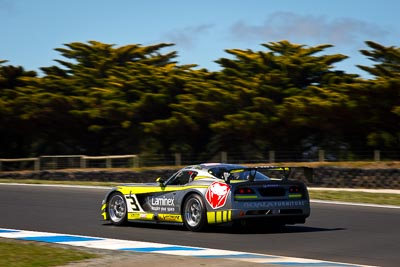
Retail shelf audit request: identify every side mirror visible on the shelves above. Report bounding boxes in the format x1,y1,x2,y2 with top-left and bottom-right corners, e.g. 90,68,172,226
156,177,165,186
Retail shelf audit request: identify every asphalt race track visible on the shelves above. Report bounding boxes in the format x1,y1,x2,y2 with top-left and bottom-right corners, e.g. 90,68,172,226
0,184,399,266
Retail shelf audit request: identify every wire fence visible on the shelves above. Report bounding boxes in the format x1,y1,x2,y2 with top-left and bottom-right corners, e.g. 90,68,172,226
0,150,399,172
0,155,138,172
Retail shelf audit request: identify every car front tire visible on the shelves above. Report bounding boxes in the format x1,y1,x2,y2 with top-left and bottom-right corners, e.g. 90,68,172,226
107,192,127,226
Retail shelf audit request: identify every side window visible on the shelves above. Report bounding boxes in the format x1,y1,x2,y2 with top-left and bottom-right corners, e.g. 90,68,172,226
169,171,197,185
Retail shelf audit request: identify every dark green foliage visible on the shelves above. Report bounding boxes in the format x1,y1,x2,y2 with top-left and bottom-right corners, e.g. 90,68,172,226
0,40,398,161
356,41,400,149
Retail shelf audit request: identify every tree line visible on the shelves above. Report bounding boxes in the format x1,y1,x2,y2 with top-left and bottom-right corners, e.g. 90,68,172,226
0,40,399,161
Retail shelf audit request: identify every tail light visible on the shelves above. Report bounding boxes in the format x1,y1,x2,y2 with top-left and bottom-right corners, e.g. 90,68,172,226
235,187,255,194
234,187,257,200
289,186,303,193
289,186,303,198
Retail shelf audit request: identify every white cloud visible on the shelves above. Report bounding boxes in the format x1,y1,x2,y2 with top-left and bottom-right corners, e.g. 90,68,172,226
163,24,215,49
230,12,388,45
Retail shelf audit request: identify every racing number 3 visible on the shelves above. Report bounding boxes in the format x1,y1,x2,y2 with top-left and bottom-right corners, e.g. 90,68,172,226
126,194,140,211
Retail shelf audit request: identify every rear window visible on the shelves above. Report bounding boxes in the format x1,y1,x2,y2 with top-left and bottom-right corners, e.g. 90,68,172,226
208,167,270,181
230,170,270,181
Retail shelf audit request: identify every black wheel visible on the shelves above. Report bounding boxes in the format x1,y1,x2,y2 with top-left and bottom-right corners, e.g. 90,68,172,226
183,194,207,231
107,192,127,226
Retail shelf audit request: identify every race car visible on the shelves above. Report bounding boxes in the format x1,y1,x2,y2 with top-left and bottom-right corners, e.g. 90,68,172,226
101,163,311,231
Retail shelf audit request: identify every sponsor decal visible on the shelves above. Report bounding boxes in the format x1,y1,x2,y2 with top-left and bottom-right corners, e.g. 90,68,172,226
242,200,306,209
151,196,175,206
262,184,279,187
205,181,231,209
158,214,182,222
128,213,153,220
149,196,176,212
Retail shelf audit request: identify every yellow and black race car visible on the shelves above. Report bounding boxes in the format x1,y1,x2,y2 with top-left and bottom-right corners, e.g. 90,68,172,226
101,163,311,231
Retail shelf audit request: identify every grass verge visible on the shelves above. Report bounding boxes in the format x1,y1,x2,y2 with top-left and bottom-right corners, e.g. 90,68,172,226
0,238,98,267
309,190,400,206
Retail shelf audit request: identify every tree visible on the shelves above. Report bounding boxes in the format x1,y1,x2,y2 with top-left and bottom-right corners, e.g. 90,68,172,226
141,68,228,159
0,63,38,157
356,41,400,150
3,41,181,156
1,40,398,161
210,41,350,159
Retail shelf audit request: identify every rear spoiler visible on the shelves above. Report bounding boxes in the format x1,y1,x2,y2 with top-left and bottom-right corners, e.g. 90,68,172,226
223,166,313,183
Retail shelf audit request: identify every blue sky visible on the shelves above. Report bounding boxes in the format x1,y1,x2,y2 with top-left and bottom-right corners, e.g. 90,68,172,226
1,0,399,77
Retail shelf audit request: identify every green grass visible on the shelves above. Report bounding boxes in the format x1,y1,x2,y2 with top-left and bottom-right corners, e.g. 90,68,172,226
0,238,98,267
309,190,400,206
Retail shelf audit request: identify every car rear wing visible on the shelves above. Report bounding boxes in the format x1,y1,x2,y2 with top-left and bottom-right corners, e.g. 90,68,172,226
223,166,313,183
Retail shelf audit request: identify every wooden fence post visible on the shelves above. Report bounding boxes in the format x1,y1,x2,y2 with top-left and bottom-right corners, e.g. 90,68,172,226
221,151,227,163
374,150,380,161
269,150,275,163
318,150,325,162
175,153,181,166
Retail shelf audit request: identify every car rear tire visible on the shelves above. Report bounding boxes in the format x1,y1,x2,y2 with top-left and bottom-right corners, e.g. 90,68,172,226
107,192,127,226
183,194,207,231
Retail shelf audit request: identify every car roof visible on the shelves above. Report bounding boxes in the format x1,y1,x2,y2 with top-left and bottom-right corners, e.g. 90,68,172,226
183,163,244,171
200,163,245,170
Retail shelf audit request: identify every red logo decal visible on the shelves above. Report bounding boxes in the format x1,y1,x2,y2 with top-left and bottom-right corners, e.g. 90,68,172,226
205,182,231,209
